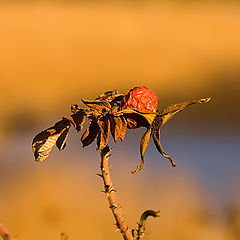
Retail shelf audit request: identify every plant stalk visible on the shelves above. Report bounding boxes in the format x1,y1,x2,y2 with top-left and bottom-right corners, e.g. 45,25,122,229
100,146,133,240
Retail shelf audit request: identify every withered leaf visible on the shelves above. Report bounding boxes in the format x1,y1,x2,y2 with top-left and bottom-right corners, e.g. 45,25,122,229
152,128,176,167
151,114,162,134
95,90,118,101
71,104,80,113
56,128,69,151
81,119,100,147
119,116,127,141
160,97,211,126
70,109,86,131
95,90,125,107
97,116,110,150
109,115,122,142
32,118,71,162
81,99,111,112
115,108,156,127
131,127,152,174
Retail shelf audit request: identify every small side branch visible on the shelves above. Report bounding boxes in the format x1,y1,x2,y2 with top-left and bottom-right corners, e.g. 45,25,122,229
0,224,13,240
133,210,160,240
100,146,133,240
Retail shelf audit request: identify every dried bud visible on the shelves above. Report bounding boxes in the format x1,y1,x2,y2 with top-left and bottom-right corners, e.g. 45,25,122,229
120,86,158,128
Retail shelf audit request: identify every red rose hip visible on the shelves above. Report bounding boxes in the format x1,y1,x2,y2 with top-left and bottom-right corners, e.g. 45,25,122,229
121,86,158,128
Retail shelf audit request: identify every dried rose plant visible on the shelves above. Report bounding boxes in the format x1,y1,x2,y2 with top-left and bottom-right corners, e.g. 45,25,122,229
32,86,211,239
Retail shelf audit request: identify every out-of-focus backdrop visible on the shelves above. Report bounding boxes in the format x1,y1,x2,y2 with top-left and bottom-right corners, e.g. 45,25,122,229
0,1,240,239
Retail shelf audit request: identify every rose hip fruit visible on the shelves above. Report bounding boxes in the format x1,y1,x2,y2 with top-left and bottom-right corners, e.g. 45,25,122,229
121,86,158,128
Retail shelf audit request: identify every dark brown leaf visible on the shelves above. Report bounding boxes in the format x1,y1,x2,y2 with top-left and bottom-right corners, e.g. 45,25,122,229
97,117,110,150
71,104,80,113
131,127,152,174
109,115,122,142
81,119,100,147
81,128,89,143
160,97,211,126
119,116,127,141
32,119,71,162
56,128,69,151
70,109,86,131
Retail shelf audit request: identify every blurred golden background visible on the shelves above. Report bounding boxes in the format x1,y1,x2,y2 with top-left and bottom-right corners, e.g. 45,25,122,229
0,1,240,239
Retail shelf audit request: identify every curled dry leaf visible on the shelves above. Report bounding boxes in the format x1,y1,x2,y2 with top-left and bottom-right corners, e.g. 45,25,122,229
131,97,211,172
81,99,111,112
152,130,176,167
160,97,212,126
81,119,100,147
97,116,110,150
119,116,127,141
132,127,152,174
32,118,71,162
115,108,156,128
109,115,122,142
148,97,212,168
150,115,175,167
70,109,86,131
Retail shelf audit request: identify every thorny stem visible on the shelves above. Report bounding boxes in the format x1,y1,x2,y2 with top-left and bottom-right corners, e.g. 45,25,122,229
100,146,160,240
0,224,13,240
100,146,133,240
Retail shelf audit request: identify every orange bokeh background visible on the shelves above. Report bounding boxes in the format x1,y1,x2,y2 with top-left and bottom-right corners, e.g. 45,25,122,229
0,1,240,239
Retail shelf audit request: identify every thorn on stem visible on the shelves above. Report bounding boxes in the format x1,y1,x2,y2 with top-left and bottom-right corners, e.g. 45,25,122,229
96,173,103,178
109,204,118,210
